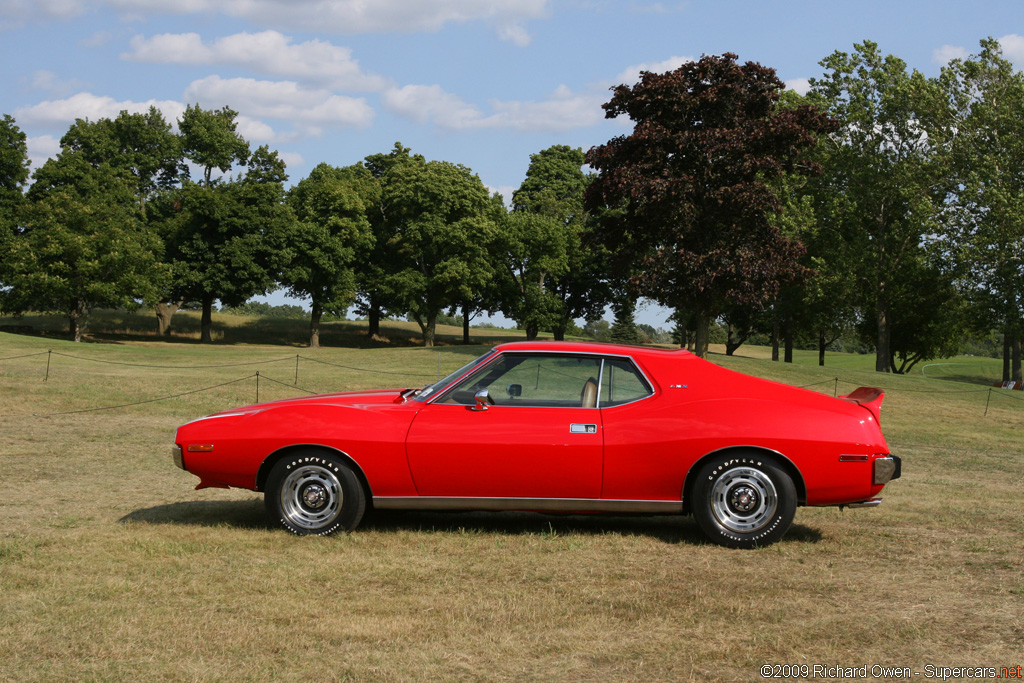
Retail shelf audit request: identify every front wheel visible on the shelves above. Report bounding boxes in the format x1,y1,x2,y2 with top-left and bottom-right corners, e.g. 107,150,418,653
692,453,796,549
265,450,365,535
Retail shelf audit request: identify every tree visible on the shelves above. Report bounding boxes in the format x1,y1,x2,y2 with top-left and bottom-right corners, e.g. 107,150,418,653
0,114,29,256
169,143,292,343
493,210,569,340
809,41,953,372
512,145,608,340
381,158,497,347
44,109,183,333
586,53,834,357
354,143,420,339
57,107,181,206
178,104,250,186
164,106,296,344
283,163,374,348
3,154,162,341
939,38,1024,383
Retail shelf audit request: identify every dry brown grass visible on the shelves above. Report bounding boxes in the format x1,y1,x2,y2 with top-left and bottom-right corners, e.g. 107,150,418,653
0,331,1022,682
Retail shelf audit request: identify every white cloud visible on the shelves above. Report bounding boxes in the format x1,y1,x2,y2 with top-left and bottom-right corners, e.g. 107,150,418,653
0,0,84,29
998,34,1024,64
933,44,968,65
107,0,547,44
614,55,694,85
382,84,484,128
184,75,375,128
14,92,186,130
786,78,811,95
125,31,391,91
382,83,604,132
482,86,605,132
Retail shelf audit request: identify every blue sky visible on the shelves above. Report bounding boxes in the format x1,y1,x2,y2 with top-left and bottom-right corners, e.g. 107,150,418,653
3,0,1022,327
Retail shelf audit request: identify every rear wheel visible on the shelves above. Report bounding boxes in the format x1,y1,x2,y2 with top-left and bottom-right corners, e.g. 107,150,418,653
265,450,365,535
692,453,796,549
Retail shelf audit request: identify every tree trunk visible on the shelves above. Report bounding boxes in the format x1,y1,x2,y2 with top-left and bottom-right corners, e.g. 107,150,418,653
875,291,891,373
367,300,381,338
771,315,780,362
1003,331,1011,383
309,301,322,349
693,309,711,358
155,301,182,336
818,329,826,367
1013,336,1022,384
201,295,214,343
68,300,86,342
525,322,539,341
461,302,471,344
420,313,437,348
783,320,794,363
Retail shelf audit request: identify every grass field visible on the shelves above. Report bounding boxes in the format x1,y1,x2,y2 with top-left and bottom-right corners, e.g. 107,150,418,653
1,326,1022,682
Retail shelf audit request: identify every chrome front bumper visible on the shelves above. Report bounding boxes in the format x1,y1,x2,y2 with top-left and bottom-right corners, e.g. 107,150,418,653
171,445,184,470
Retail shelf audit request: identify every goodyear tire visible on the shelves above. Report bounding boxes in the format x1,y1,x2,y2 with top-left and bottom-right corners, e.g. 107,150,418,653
692,453,796,549
265,450,365,535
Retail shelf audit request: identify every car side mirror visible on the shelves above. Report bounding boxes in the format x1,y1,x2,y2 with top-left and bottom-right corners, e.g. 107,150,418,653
506,383,522,399
472,389,490,411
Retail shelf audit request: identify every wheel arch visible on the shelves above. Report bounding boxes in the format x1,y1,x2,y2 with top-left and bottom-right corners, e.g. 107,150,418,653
681,445,806,514
256,444,374,506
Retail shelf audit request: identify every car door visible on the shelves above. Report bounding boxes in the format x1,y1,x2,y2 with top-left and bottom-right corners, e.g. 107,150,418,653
405,353,604,499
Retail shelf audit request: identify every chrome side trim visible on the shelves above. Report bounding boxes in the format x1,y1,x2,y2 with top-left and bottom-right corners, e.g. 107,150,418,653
171,445,184,470
372,496,683,514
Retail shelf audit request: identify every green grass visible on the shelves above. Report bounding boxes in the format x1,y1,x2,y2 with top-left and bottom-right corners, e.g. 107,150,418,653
0,328,1022,681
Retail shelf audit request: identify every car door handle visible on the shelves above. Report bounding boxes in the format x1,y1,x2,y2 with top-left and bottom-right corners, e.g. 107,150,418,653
569,423,598,434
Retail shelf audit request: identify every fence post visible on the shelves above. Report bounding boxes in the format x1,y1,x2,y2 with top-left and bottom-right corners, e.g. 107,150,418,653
295,354,300,385
44,349,52,382
256,371,260,404
437,352,441,382
833,377,838,397
985,387,992,417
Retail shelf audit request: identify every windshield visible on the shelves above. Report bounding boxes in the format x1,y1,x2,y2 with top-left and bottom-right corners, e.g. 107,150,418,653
413,349,497,402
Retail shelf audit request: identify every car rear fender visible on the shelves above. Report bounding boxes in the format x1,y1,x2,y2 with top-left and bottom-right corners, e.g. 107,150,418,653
681,445,807,514
255,444,374,503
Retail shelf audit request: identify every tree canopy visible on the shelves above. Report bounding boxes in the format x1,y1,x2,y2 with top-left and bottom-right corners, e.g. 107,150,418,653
586,53,835,356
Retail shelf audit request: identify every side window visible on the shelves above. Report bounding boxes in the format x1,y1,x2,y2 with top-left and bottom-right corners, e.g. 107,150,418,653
600,358,653,407
438,354,603,407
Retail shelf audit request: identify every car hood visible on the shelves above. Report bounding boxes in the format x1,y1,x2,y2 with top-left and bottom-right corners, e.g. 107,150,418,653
193,388,411,422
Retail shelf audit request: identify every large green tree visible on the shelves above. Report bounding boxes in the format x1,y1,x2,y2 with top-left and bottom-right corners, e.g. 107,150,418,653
4,154,162,341
169,143,293,343
283,163,374,348
381,158,497,347
57,107,181,206
354,143,420,339
0,114,29,255
511,145,608,340
493,210,570,340
809,41,955,372
939,38,1024,382
586,53,834,357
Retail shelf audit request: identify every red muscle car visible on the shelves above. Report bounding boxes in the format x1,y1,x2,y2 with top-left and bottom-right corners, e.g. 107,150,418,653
172,341,900,548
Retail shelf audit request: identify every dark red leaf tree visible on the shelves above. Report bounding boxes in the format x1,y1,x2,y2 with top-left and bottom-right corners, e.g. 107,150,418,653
585,53,835,356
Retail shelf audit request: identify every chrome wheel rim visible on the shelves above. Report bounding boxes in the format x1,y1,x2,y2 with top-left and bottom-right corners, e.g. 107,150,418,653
710,467,777,533
280,464,343,530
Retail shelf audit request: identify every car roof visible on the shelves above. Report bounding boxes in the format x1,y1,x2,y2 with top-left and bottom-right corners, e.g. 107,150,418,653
493,340,691,359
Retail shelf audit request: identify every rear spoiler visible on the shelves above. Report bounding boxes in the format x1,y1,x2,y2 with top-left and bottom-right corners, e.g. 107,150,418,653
839,387,884,423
